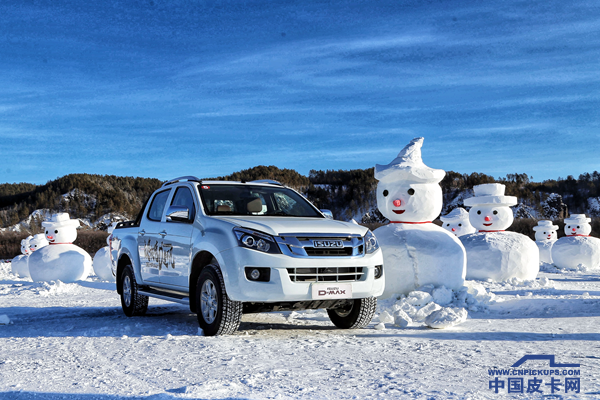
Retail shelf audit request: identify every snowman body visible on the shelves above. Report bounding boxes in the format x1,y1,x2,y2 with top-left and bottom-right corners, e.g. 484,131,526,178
11,237,32,278
440,208,476,237
551,214,600,270
374,137,466,298
461,184,539,281
533,220,558,264
29,213,92,283
92,223,117,281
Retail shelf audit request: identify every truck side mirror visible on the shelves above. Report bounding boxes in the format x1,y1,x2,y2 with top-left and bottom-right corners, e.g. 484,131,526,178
320,209,334,220
166,205,191,223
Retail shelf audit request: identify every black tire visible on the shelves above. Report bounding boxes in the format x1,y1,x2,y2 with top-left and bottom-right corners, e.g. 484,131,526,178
327,297,377,329
196,264,242,336
120,265,149,317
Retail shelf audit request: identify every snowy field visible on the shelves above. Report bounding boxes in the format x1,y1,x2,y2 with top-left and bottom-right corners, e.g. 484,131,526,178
1,261,600,400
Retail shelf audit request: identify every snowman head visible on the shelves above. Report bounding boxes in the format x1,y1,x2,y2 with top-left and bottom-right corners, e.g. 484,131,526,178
29,233,49,252
21,236,33,255
42,213,80,244
464,184,517,231
440,207,476,236
533,220,558,241
564,214,592,236
375,137,445,223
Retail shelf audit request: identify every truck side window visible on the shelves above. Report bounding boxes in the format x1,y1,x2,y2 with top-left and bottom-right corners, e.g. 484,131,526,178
171,187,196,221
147,189,171,222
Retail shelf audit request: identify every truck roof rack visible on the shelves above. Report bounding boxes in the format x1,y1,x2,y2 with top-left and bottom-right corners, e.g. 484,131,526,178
161,176,202,187
249,179,283,186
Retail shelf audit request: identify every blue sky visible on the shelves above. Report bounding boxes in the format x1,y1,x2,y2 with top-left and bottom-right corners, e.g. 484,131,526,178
1,0,599,185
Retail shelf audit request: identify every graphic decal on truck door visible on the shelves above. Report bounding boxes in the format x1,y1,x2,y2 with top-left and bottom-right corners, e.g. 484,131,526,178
142,239,175,270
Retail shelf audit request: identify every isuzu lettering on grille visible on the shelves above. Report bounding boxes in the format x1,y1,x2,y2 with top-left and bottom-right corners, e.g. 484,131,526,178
313,240,344,248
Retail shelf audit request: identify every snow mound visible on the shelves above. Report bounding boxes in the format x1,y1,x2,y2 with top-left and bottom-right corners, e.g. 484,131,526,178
0,315,11,325
29,244,92,283
377,283,495,329
92,247,115,282
36,281,81,296
425,307,468,329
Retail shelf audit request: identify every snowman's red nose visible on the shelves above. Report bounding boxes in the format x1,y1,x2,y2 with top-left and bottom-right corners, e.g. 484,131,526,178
451,228,456,231
572,228,577,231
47,235,53,240
484,216,492,222
393,199,402,207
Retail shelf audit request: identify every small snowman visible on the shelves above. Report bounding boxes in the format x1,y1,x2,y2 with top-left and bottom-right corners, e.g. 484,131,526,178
92,222,117,282
374,137,466,297
533,220,558,264
29,213,93,283
29,233,49,253
551,214,600,270
440,208,476,237
460,183,539,281
10,236,33,278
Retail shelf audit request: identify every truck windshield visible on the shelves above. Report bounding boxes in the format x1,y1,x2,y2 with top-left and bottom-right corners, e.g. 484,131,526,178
199,184,323,218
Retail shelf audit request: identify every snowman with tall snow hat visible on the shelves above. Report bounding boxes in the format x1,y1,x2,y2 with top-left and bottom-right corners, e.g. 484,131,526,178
460,183,539,281
92,222,117,282
10,236,33,278
29,213,93,283
374,137,466,298
440,208,476,237
551,214,600,270
533,220,558,264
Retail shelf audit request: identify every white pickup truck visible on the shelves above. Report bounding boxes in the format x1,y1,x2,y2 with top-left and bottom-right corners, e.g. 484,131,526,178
110,176,384,335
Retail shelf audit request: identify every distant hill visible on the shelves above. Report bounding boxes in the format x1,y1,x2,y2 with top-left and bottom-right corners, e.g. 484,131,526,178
2,167,600,233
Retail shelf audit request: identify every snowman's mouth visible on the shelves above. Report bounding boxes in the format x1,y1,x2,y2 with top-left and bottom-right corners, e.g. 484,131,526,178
48,239,55,243
483,223,493,227
393,210,405,215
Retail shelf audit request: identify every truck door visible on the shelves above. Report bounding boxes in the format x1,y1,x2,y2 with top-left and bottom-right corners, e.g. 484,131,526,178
159,185,195,287
138,188,172,284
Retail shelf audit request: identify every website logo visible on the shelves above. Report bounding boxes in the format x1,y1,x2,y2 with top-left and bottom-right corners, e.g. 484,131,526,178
488,355,581,394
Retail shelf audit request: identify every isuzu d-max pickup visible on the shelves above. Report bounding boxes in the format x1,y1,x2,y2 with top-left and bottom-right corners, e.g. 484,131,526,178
111,176,384,335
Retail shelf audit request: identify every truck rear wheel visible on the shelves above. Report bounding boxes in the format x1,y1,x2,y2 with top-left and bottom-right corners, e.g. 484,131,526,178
196,264,242,336
120,265,149,317
327,297,377,329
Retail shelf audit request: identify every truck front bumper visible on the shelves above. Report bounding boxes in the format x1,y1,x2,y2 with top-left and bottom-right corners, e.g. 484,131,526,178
216,246,385,302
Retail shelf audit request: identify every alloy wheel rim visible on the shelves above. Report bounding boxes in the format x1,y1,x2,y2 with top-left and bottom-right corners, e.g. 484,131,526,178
201,279,218,324
123,275,132,307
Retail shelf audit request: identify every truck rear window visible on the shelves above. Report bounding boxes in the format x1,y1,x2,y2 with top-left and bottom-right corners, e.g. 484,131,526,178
199,185,322,218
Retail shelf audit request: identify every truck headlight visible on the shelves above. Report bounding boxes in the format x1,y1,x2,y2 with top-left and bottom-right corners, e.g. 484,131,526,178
233,227,281,254
364,230,379,254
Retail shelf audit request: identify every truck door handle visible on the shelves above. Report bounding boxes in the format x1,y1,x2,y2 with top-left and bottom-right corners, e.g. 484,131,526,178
159,230,167,237
139,229,146,236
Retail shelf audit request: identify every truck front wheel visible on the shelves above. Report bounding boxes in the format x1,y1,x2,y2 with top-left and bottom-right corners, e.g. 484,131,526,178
327,297,377,329
196,264,242,336
120,265,149,317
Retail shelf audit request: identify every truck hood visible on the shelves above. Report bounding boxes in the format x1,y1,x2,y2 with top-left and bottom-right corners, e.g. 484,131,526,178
212,216,368,237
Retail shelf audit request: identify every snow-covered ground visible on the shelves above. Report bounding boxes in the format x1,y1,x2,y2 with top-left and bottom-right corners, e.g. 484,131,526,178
1,261,599,399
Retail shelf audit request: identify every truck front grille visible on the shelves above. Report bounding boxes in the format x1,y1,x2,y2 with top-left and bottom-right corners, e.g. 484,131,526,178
275,234,365,258
287,267,364,282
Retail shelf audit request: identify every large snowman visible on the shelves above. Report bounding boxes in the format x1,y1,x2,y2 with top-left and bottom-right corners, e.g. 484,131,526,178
460,184,539,281
533,220,558,264
551,214,600,270
29,213,93,283
10,236,33,278
374,137,466,298
440,208,476,237
92,222,117,282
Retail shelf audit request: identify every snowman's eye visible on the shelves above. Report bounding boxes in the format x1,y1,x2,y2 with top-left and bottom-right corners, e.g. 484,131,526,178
55,230,58,234
383,190,389,197
544,232,547,234
458,224,462,227
407,188,415,195
567,226,570,229
45,230,48,234
477,210,481,215
493,210,498,215
577,226,580,229
446,223,450,226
